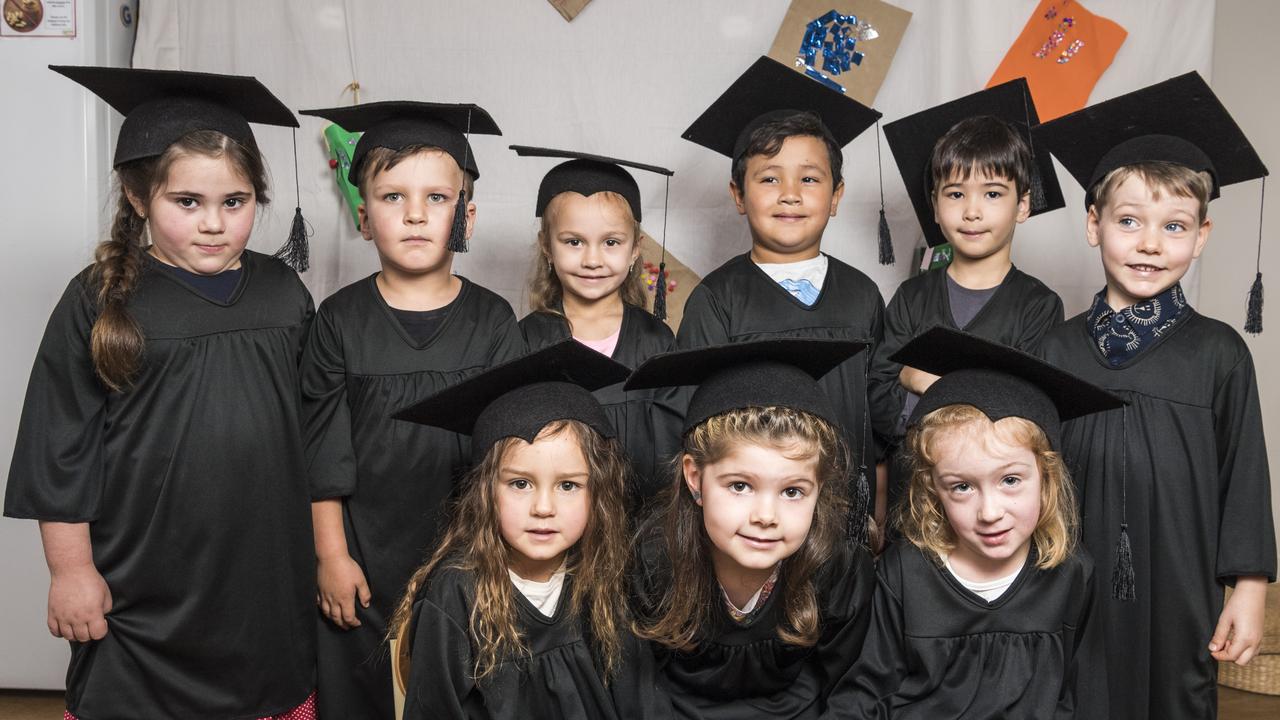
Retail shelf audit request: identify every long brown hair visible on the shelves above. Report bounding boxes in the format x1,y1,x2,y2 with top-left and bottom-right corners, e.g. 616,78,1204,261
899,404,1078,570
90,130,269,392
526,191,646,318
636,406,851,652
389,420,632,682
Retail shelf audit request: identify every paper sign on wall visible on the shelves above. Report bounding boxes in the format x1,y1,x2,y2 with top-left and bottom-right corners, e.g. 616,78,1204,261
1,0,75,37
766,0,911,107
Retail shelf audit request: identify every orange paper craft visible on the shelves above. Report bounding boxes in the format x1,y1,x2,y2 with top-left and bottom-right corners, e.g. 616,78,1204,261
987,0,1126,121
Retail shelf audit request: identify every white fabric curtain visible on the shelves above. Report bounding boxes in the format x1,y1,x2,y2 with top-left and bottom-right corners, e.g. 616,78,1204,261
132,0,1216,317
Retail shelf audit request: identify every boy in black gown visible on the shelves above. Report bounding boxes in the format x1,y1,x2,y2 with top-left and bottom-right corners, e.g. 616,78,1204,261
296,101,525,719
677,56,888,538
1033,72,1276,719
873,79,1066,527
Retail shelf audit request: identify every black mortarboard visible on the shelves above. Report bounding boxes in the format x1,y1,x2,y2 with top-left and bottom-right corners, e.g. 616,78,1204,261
300,101,501,254
392,341,630,463
299,101,500,184
51,65,312,272
49,65,298,166
884,78,1066,247
894,326,1124,449
625,338,867,435
1032,72,1267,205
682,56,881,160
510,145,673,222
1033,71,1270,334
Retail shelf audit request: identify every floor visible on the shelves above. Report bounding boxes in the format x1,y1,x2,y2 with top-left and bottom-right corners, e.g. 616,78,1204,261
1,686,1278,718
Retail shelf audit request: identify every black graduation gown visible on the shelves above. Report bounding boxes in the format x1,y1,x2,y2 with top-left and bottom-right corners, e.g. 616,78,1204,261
676,253,888,496
825,541,1107,719
300,274,524,719
633,529,875,719
519,306,682,503
403,566,670,720
1039,310,1276,720
4,251,316,719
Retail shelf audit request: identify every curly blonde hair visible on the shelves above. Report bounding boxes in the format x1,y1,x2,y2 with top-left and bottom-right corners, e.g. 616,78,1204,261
526,191,647,317
899,405,1077,570
636,405,851,651
388,420,631,683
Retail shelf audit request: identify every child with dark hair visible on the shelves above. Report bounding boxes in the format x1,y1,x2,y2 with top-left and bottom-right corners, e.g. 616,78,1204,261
873,81,1066,502
1034,73,1275,719
678,57,889,542
296,101,524,718
5,66,317,718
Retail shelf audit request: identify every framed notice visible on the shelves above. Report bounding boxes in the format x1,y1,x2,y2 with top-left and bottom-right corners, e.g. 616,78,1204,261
1,0,75,37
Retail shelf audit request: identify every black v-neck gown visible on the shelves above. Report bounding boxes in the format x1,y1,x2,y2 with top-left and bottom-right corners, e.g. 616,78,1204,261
519,305,680,504
825,541,1107,719
5,251,317,719
300,273,525,719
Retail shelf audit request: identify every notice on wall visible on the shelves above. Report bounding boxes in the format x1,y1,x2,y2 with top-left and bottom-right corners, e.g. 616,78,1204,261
2,0,76,37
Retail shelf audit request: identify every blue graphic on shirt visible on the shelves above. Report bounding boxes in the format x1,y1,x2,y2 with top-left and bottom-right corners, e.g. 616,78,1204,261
779,278,820,306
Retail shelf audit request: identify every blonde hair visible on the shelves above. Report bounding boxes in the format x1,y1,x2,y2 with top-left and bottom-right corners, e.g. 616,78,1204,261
899,405,1077,570
527,191,647,317
1091,162,1212,223
388,420,631,683
636,406,851,651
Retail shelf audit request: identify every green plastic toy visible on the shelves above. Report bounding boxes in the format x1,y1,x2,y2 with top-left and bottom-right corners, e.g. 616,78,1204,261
323,123,364,231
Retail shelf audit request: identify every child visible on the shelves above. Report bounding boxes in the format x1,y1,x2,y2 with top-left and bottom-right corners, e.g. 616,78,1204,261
1033,72,1276,718
875,79,1065,446
627,338,876,719
679,57,890,538
4,67,316,718
827,327,1118,718
387,341,668,719
296,101,525,718
514,145,682,501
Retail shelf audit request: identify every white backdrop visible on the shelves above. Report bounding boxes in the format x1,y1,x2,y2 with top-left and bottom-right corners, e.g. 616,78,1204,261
132,0,1216,317
1,0,1220,690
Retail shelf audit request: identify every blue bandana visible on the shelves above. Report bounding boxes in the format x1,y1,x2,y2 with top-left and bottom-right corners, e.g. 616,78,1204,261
1086,283,1189,367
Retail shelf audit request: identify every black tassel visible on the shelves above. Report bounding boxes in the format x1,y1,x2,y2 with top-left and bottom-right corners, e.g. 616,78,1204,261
877,209,895,266
653,262,668,321
446,190,469,253
1029,163,1048,212
274,206,310,273
1111,524,1135,601
851,467,871,549
1245,272,1264,335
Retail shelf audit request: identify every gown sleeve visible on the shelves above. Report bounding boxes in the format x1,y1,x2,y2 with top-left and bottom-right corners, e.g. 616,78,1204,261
815,547,876,712
821,557,906,719
487,304,528,365
299,304,358,500
4,276,109,522
863,289,892,458
403,597,475,720
868,286,912,443
1212,350,1277,582
1058,558,1109,720
612,631,675,720
1014,289,1065,354
674,284,730,349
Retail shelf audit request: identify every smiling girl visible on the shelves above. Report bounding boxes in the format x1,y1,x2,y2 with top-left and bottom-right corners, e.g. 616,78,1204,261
516,146,681,502
627,339,875,719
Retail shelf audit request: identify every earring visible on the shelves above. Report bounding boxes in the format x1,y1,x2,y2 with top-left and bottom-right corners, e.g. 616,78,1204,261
142,218,153,247
691,490,702,502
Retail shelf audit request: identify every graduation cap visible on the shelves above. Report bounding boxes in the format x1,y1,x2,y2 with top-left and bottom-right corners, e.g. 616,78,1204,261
1032,72,1270,333
511,144,677,320
299,101,503,253
893,326,1124,450
51,65,312,272
883,78,1066,248
392,340,630,463
682,57,896,265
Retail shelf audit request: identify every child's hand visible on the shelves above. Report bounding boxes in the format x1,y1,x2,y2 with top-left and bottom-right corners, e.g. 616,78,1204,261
1209,576,1269,666
317,553,371,630
899,366,942,395
47,565,112,642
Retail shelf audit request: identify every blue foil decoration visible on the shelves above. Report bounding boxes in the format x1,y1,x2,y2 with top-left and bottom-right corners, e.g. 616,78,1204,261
796,10,878,93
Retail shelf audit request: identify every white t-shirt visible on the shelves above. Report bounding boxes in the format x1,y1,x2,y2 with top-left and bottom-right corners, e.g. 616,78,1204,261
509,563,569,617
754,254,828,306
942,555,1022,602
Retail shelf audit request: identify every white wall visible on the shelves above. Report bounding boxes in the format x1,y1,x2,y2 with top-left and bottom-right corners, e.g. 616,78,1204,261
1205,1,1280,554
0,1,136,690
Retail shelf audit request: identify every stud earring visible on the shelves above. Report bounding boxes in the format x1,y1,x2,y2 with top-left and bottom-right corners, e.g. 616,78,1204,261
691,490,702,502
